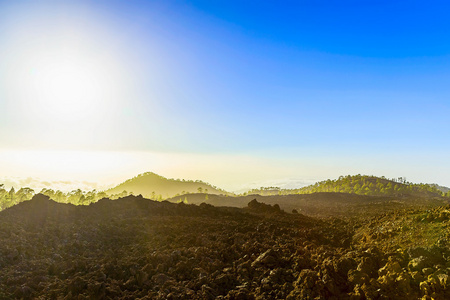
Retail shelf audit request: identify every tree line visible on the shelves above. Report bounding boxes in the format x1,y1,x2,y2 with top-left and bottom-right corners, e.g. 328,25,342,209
0,184,212,211
0,185,133,211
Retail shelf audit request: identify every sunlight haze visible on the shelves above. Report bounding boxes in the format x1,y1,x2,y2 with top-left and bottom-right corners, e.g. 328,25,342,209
1,0,450,191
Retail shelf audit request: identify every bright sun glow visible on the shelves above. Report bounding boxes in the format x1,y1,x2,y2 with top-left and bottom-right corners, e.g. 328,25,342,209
29,53,106,119
1,4,133,143
7,43,123,123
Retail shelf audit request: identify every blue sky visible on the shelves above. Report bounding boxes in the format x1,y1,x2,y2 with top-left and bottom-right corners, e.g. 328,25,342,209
1,0,450,190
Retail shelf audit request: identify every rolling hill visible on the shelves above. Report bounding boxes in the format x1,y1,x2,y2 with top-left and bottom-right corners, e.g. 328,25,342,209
247,174,448,198
432,183,450,194
105,172,229,199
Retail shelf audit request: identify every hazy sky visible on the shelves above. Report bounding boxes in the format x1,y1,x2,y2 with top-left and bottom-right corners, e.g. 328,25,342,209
1,1,450,191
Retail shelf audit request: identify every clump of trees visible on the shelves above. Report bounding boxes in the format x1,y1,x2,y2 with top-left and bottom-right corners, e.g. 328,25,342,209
0,185,36,210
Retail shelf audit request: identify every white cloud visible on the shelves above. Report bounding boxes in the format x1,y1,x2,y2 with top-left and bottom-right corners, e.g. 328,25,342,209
0,176,101,192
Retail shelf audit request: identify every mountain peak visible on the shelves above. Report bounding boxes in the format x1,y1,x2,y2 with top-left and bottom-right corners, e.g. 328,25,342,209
106,172,228,199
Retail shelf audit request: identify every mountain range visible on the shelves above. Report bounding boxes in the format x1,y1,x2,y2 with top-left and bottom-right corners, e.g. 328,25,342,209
107,173,448,200
1,172,449,211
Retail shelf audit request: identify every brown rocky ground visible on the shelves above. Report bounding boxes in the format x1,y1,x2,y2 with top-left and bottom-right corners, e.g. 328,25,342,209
168,192,448,218
0,194,450,299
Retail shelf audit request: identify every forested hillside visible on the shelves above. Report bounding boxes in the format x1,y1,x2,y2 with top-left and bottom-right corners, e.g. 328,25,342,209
246,175,449,198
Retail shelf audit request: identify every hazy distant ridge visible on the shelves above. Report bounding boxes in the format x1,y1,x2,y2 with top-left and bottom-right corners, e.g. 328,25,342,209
106,172,228,199
1,173,449,212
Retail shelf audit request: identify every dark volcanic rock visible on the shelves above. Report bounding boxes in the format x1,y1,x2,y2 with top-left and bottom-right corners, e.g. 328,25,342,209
0,194,450,299
247,199,282,214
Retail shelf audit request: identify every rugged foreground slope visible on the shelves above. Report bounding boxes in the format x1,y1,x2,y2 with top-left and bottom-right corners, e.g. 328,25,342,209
0,194,450,299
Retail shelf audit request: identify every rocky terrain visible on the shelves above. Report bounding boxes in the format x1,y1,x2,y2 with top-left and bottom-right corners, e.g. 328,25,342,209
168,192,448,218
0,194,450,299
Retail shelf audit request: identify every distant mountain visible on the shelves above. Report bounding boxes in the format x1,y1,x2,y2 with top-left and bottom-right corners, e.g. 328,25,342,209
246,175,447,198
431,184,450,194
106,172,229,199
